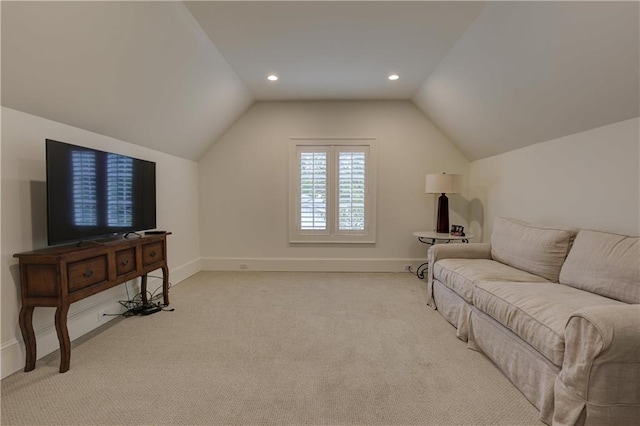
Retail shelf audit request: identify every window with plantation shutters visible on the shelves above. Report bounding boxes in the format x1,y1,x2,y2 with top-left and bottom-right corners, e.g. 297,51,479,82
290,139,376,243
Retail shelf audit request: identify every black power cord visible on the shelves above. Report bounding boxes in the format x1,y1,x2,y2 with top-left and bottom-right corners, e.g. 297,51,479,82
115,279,174,317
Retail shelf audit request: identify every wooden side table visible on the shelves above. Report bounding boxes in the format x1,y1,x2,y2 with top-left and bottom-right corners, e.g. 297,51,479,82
412,231,473,279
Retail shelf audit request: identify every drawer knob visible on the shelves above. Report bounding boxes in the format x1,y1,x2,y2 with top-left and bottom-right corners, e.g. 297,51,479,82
150,251,157,258
83,270,94,278
121,259,129,266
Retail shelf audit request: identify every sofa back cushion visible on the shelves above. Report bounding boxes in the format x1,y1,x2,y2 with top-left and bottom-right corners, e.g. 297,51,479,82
559,230,639,303
491,217,576,282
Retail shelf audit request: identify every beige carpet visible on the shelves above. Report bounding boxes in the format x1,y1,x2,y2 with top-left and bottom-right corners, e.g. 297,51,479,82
1,272,541,425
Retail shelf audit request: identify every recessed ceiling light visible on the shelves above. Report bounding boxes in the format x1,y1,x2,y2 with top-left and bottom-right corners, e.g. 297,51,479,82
267,74,278,81
388,74,400,81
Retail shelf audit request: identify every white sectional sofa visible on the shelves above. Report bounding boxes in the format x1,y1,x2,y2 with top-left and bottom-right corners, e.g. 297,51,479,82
427,217,640,425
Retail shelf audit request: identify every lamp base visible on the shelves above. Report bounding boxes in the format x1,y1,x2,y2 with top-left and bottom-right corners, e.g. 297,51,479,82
436,193,449,234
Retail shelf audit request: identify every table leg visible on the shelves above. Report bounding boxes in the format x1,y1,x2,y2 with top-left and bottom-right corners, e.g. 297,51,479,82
141,274,148,304
416,262,429,279
416,237,435,280
19,306,36,372
54,304,70,373
162,265,170,305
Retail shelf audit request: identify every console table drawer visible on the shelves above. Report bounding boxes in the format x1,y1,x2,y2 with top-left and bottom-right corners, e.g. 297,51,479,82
116,248,136,275
67,255,108,292
142,242,164,266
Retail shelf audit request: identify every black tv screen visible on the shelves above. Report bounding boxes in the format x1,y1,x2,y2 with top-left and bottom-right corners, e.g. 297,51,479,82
46,139,156,245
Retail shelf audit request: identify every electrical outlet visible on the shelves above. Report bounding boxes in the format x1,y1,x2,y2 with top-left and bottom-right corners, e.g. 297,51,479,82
239,264,248,270
97,307,113,324
404,264,412,271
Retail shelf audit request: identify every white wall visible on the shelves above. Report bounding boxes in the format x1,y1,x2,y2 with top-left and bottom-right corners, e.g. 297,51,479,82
1,107,201,378
469,117,640,241
199,101,471,271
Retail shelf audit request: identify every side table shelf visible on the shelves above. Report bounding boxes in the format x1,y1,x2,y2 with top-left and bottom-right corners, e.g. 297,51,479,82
14,233,171,373
413,231,473,279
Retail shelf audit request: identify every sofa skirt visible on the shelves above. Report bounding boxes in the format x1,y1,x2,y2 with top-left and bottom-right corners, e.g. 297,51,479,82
468,307,560,425
433,280,472,341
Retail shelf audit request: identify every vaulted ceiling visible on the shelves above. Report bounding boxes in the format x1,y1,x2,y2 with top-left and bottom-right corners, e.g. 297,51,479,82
2,1,638,161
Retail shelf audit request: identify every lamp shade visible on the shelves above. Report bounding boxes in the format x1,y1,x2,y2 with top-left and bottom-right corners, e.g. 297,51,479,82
425,173,460,194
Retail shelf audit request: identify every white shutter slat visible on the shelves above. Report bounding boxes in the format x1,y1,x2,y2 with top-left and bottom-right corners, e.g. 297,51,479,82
338,151,366,231
299,151,327,230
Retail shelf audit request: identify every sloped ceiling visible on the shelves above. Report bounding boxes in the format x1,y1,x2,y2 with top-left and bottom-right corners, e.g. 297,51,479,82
413,1,640,160
2,1,638,161
1,1,253,160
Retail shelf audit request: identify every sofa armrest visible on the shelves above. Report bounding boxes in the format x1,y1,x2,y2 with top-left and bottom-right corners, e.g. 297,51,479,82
425,243,492,308
554,305,640,424
428,243,492,264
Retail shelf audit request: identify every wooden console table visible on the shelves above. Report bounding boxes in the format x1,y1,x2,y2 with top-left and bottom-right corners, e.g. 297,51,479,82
14,233,170,373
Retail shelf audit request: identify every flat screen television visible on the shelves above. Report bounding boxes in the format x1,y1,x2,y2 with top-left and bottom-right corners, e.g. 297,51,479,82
46,139,156,246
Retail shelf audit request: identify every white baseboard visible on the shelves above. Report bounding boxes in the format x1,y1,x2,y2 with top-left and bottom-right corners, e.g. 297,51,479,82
0,258,201,379
169,257,201,285
201,257,426,273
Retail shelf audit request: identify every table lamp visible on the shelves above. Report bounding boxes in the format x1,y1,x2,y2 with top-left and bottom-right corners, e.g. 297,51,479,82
425,173,460,233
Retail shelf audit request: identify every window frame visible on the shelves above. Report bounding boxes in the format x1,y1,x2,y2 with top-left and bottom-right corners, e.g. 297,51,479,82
289,138,377,244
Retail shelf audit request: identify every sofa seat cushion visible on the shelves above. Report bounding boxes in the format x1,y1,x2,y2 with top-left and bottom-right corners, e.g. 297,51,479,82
433,259,549,304
474,282,625,366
